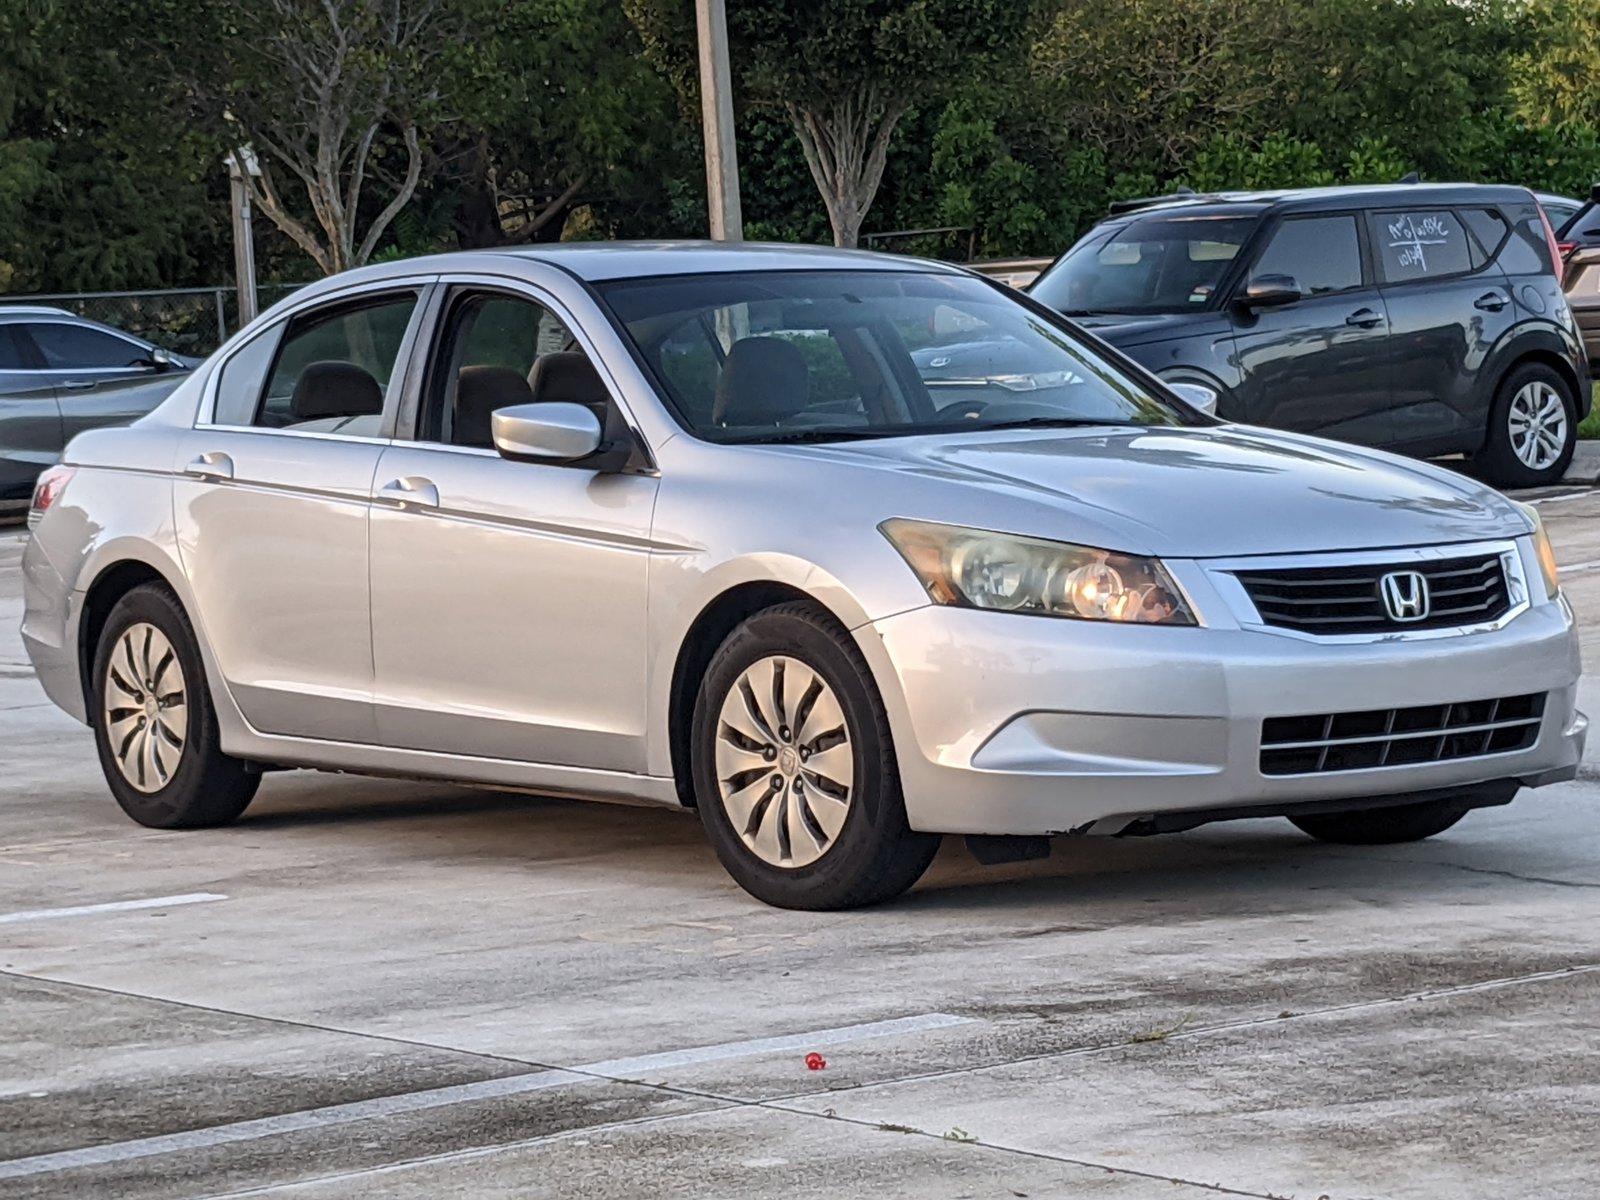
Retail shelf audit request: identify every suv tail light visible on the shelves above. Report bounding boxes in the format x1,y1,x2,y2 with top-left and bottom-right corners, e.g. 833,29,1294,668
27,466,75,531
1557,240,1578,260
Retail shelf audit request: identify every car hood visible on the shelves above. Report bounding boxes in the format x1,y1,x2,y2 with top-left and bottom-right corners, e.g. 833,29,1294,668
1068,311,1226,347
773,424,1530,558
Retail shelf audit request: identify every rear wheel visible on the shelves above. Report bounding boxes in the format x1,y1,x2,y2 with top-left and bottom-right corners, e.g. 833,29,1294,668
91,583,258,828
1289,798,1469,845
1476,362,1577,488
691,602,939,910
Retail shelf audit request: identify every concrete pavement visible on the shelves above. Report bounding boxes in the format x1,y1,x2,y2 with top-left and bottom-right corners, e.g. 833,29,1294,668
3,494,1600,1198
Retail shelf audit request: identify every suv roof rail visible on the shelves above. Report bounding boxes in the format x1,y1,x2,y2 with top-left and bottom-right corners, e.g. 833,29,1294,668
1107,185,1202,216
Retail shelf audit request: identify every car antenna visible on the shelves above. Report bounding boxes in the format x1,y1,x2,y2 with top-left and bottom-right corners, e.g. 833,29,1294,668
1397,171,1421,184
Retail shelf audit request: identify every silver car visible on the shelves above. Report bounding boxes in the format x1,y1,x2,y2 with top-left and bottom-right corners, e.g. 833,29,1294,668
19,244,1586,909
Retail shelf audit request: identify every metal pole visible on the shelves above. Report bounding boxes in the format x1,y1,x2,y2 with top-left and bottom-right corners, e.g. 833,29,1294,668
226,150,260,327
695,0,743,241
213,288,227,344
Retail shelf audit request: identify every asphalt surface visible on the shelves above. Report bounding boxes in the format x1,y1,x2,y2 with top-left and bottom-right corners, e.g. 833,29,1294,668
3,490,1600,1199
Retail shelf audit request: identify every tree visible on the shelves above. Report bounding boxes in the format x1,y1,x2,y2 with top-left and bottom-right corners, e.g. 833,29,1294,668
632,0,1033,248
1512,0,1600,131
123,0,455,276
440,0,683,248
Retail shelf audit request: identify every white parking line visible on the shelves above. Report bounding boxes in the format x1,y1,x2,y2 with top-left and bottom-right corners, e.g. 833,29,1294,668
0,1011,973,1179
1560,557,1600,575
0,892,227,925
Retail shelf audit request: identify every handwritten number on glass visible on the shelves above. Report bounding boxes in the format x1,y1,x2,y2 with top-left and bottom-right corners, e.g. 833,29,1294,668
1387,213,1452,272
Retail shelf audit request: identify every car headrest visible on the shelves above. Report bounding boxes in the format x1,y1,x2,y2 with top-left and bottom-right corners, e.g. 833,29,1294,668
454,365,534,448
527,351,608,412
711,337,809,426
290,361,383,421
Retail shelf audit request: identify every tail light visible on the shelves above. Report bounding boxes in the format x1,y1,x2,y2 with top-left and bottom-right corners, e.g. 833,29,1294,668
1557,241,1578,260
27,465,75,531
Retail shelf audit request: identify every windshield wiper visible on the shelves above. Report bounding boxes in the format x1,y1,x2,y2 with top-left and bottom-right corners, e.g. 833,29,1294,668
720,427,902,446
976,416,1142,432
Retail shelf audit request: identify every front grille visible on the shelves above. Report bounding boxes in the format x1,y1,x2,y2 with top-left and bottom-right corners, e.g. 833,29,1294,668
1235,552,1510,635
1260,693,1545,776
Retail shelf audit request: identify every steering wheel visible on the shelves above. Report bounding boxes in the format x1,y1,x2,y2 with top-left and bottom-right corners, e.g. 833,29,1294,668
935,398,990,421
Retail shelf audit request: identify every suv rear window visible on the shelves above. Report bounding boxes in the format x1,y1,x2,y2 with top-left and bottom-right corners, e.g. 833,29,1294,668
1369,210,1474,282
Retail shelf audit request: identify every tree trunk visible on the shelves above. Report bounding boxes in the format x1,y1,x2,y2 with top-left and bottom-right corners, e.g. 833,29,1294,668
785,88,907,249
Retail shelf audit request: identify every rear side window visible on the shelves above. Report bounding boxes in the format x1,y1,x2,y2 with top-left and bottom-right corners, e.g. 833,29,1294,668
1498,216,1556,276
257,292,418,432
1459,209,1509,266
0,324,36,370
1252,215,1362,294
211,324,284,426
27,322,147,369
1369,211,1474,282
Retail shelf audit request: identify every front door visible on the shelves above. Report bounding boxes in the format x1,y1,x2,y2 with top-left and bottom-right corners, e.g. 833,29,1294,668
174,287,428,743
0,323,63,506
368,284,658,771
1229,213,1397,447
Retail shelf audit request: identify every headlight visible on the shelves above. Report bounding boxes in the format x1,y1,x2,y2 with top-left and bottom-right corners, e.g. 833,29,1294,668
880,519,1195,625
1518,502,1561,599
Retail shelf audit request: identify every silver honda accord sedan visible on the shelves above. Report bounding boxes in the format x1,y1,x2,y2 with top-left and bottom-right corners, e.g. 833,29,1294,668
19,243,1586,909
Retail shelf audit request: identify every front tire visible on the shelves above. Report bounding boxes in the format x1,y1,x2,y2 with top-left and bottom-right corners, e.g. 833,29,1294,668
1476,362,1577,488
1289,798,1469,845
91,583,259,828
691,602,939,909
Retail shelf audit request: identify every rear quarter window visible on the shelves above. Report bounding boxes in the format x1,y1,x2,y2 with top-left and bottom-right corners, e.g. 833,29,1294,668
1369,211,1475,282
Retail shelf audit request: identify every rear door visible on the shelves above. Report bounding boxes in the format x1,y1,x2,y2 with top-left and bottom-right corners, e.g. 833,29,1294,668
0,323,63,506
1228,212,1396,446
174,283,432,743
1367,207,1516,454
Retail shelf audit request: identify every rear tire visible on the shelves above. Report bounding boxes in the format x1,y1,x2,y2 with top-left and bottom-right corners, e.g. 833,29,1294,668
91,583,259,829
691,602,939,910
1476,362,1577,488
1289,798,1469,845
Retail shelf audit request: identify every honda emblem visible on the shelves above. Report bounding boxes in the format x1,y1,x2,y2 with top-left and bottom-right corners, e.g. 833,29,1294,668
1379,570,1430,622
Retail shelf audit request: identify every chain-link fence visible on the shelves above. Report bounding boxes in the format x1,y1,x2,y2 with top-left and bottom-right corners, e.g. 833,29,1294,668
0,283,309,357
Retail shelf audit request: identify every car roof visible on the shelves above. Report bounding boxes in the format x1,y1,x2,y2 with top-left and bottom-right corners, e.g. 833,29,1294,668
283,241,966,300
0,304,75,320
1105,182,1539,224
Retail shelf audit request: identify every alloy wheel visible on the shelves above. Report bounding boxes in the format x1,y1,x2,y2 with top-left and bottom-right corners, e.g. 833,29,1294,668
714,654,854,868
103,622,187,794
1508,380,1569,471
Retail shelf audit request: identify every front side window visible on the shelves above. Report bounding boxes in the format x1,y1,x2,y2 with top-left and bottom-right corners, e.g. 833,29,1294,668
421,290,609,449
0,325,36,370
257,292,417,432
27,322,148,369
1032,215,1254,315
1252,216,1363,294
1369,210,1475,282
598,270,1197,444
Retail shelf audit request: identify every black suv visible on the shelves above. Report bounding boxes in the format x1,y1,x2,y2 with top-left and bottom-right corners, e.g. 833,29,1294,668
1031,184,1588,487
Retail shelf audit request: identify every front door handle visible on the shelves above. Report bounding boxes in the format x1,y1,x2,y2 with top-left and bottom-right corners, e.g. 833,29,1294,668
1344,308,1383,329
1474,291,1509,312
184,451,234,481
376,476,439,509
60,379,95,390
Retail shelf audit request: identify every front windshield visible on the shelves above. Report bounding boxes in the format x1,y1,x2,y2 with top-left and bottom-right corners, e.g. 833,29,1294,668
595,269,1198,444
1032,215,1255,316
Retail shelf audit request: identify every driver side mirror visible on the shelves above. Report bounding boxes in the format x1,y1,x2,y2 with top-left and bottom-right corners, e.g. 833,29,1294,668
1239,274,1303,310
145,346,178,372
492,402,603,464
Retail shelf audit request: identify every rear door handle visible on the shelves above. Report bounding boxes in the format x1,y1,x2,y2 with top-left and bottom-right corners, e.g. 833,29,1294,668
1474,291,1509,312
1344,308,1383,329
60,379,95,390
184,451,234,481
376,476,439,509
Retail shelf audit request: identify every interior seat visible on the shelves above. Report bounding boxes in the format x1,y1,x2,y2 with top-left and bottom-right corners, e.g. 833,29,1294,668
289,361,383,422
453,365,534,448
527,350,610,421
711,337,809,427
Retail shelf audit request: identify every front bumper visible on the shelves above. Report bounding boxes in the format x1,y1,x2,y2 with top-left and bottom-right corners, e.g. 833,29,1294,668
862,570,1584,837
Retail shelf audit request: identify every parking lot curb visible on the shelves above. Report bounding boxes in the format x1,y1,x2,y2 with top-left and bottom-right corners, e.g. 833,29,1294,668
1565,441,1600,484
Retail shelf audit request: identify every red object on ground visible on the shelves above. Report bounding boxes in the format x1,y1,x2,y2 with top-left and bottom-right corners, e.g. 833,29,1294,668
805,1052,826,1071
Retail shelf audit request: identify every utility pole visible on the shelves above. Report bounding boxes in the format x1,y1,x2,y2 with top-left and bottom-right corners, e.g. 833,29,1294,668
695,0,743,241
226,148,262,328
